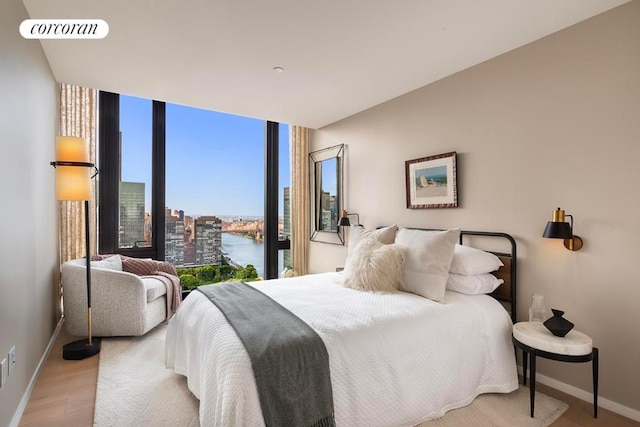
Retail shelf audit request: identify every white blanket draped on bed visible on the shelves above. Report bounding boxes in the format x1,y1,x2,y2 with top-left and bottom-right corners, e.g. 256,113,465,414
165,272,518,427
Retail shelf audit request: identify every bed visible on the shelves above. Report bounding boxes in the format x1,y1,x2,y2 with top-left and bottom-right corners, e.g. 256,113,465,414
165,229,519,426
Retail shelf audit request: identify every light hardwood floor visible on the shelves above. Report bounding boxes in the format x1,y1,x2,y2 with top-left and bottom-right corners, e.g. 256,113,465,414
18,328,640,427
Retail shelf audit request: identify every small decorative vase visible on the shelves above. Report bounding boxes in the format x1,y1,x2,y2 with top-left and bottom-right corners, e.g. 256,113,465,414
528,293,547,322
543,309,575,337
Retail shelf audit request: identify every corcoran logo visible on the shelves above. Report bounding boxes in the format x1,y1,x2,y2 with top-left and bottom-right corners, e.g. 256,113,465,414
20,19,109,39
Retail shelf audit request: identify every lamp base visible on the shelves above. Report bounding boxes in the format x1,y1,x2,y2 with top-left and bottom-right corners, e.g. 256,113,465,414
62,338,101,360
563,235,584,251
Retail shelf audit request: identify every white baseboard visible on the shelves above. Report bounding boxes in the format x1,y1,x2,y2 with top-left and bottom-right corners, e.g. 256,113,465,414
518,365,640,422
9,318,64,427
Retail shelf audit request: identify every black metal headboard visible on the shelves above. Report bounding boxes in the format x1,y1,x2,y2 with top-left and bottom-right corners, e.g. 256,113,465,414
459,231,517,323
405,228,518,323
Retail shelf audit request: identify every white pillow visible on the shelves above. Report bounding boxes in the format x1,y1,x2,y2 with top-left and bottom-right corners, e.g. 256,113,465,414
446,273,503,295
347,224,397,256
395,228,460,302
449,244,503,275
342,238,405,293
90,255,122,271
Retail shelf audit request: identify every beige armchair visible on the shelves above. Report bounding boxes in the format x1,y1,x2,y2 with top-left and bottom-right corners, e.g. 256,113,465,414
62,257,168,337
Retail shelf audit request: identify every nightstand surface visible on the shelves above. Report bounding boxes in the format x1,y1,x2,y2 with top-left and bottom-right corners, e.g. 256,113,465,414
513,321,592,356
513,321,599,419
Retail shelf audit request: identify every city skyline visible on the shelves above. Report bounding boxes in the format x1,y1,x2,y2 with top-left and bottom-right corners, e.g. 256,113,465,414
119,94,290,218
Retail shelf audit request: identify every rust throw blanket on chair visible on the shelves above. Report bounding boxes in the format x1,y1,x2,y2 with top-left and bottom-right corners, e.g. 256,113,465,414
142,271,182,319
93,254,182,319
120,256,182,320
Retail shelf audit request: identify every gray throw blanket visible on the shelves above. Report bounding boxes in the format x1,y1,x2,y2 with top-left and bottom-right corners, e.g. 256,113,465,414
197,282,335,427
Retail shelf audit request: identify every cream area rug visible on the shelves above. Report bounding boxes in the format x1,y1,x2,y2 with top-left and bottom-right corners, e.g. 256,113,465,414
94,325,567,427
417,387,567,427
93,324,199,426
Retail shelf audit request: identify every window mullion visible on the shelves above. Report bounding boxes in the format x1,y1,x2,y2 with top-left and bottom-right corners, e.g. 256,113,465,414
264,121,279,279
98,91,120,255
152,101,166,260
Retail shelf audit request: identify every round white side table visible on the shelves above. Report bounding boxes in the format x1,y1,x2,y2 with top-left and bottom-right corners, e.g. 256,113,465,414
512,321,599,418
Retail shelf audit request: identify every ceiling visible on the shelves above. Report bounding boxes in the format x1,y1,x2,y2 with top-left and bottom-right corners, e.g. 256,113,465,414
22,0,629,129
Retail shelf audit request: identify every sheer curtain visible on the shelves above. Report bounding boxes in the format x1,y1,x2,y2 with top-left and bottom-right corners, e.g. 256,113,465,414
58,83,97,262
290,126,309,275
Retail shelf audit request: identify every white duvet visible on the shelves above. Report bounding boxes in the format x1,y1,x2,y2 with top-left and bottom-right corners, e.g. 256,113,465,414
165,272,518,427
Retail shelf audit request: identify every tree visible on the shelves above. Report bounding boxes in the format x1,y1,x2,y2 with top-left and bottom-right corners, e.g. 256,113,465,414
245,264,258,280
213,271,223,283
219,265,234,279
233,267,247,280
179,274,200,290
198,265,215,281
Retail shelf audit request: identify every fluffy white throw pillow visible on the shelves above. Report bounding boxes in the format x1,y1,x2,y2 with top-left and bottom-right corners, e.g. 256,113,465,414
347,225,397,257
395,228,460,302
342,238,405,293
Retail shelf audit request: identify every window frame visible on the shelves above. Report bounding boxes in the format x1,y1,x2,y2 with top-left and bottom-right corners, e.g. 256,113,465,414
98,92,287,278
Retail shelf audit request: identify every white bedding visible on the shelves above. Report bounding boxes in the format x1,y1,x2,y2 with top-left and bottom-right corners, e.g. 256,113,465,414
165,272,518,427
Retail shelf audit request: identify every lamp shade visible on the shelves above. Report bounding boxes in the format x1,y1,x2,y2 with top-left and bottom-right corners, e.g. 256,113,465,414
337,216,351,227
542,207,583,251
337,210,362,228
54,136,91,201
542,221,572,239
56,136,88,162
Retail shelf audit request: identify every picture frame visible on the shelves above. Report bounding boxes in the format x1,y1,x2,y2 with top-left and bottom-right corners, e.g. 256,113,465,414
405,151,458,209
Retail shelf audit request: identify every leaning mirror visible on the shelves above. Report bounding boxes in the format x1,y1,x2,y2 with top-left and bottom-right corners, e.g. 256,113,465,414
309,144,344,245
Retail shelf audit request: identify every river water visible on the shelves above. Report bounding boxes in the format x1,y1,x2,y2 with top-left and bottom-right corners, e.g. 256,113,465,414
221,232,283,278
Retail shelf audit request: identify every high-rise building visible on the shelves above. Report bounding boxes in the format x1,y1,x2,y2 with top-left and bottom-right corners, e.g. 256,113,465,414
321,209,332,230
165,210,185,266
142,213,152,246
184,215,195,241
119,182,145,248
183,241,196,265
283,187,291,269
320,191,338,230
194,216,222,265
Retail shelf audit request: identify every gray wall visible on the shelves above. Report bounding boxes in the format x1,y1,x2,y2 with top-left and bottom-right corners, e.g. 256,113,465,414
0,0,59,425
310,2,640,417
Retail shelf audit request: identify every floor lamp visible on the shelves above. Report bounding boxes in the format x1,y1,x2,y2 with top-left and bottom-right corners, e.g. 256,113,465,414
51,136,101,360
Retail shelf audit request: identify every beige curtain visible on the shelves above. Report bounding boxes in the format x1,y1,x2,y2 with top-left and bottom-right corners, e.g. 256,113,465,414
58,84,97,262
290,126,310,275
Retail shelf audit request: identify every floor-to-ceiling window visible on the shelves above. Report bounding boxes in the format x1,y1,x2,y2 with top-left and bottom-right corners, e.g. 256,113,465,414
98,92,290,280
165,102,264,275
279,122,291,274
119,96,153,249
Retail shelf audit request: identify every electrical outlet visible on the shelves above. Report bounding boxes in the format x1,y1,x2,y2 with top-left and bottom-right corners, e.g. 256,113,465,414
0,358,7,388
9,346,16,374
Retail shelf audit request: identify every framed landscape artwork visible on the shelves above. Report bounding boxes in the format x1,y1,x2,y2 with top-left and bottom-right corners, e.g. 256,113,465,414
405,151,458,209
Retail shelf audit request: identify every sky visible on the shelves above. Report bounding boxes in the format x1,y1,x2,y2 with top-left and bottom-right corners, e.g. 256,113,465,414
319,157,337,197
415,165,446,180
119,94,290,218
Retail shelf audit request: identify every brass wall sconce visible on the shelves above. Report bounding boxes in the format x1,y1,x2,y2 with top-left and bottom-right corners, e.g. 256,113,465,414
542,207,583,251
337,210,361,227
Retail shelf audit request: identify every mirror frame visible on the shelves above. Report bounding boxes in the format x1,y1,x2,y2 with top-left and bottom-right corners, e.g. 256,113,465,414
309,144,345,245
